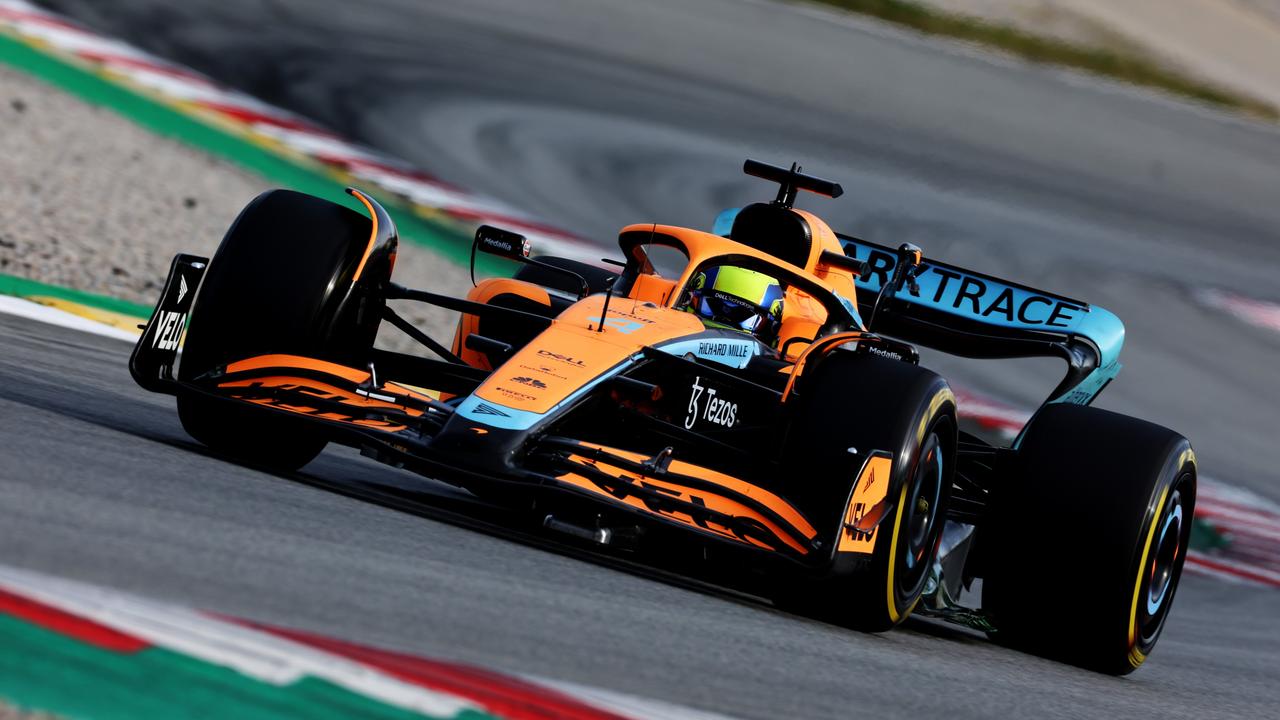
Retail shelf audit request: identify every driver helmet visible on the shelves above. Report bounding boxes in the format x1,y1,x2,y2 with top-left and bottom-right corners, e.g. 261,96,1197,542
687,266,784,343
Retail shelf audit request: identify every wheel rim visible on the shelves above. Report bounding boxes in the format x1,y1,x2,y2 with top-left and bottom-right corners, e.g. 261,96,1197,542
1146,490,1183,615
1138,471,1194,645
900,431,944,585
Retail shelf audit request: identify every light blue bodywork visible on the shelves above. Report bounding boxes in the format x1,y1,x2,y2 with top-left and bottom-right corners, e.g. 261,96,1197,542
657,336,760,370
714,207,1124,409
455,332,766,431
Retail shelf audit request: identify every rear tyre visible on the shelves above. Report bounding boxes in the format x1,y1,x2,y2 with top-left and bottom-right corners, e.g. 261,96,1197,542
779,351,957,631
982,404,1197,674
178,190,382,470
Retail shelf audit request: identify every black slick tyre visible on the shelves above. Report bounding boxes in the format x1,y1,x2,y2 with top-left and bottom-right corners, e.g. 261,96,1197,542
178,190,382,471
780,351,957,631
982,403,1197,675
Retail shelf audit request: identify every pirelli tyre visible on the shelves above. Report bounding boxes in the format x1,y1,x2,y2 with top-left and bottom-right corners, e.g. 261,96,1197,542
982,403,1197,675
779,350,957,632
177,190,384,470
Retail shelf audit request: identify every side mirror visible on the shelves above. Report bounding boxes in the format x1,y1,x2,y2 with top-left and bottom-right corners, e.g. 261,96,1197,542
469,224,590,299
474,225,530,260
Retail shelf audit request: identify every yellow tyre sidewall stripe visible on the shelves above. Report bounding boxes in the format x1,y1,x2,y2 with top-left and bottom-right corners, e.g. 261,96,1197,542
1127,484,1170,668
887,389,951,625
885,482,912,624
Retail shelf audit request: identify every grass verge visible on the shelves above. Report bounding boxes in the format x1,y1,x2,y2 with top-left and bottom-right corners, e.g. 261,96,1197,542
0,273,150,319
812,0,1278,119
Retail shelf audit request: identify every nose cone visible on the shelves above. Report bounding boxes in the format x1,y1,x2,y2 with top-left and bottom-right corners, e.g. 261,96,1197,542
430,413,526,475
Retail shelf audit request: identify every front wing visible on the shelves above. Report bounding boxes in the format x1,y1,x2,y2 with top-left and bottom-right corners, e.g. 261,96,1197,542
145,350,895,567
131,256,897,567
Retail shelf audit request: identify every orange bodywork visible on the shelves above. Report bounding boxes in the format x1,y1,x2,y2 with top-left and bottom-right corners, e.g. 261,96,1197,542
629,273,678,305
224,354,371,383
617,221,860,361
217,354,432,432
837,453,893,554
776,289,827,360
457,212,865,398
559,442,818,554
794,207,861,301
471,295,703,415
348,188,396,283
223,376,417,431
153,185,922,563
452,277,555,371
620,222,856,302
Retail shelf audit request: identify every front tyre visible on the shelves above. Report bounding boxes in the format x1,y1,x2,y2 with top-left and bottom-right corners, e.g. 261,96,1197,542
842,413,953,631
982,404,1197,674
780,352,957,631
178,190,383,471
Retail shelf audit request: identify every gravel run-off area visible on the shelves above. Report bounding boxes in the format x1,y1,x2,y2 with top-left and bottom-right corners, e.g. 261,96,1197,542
913,0,1280,108
0,63,472,346
912,0,1144,48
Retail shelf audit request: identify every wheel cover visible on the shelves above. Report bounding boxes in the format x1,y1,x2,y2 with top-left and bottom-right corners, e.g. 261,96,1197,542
1136,473,1193,646
897,431,944,594
1146,491,1183,615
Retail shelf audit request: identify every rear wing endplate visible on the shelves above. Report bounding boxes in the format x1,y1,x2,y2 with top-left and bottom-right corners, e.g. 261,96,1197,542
836,233,1123,412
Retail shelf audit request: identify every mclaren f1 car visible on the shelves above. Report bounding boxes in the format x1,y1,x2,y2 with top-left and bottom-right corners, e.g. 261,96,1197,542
131,159,1196,674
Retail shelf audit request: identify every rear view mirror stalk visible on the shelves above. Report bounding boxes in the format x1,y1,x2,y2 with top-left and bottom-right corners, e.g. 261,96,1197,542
866,243,924,332
471,225,590,299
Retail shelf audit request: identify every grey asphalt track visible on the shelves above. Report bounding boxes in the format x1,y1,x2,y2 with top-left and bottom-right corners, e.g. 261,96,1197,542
11,0,1280,716
1,312,1277,718
36,0,1280,501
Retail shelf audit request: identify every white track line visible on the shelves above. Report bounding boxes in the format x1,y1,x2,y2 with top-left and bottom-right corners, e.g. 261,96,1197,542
0,295,138,342
0,562,739,719
0,564,479,718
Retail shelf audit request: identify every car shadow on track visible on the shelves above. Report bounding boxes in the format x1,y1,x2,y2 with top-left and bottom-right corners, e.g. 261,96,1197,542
255,443,995,650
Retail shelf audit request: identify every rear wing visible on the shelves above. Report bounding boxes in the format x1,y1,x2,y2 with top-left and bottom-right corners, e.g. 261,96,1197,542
836,233,1123,411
